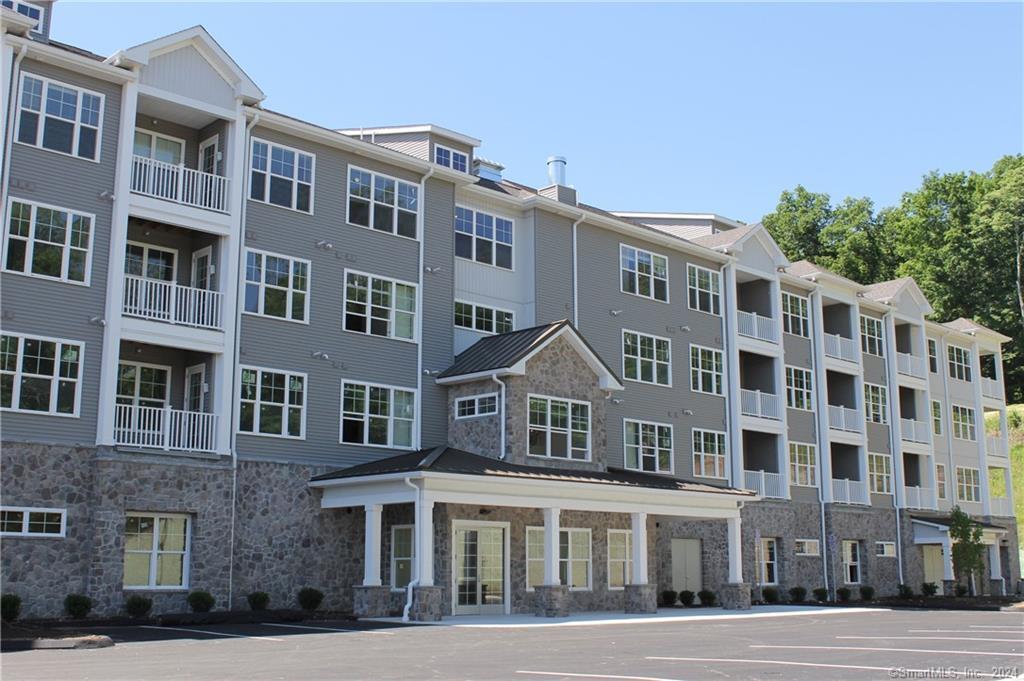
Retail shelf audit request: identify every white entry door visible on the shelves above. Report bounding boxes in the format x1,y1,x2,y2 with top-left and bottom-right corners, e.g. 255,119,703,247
191,247,213,290
923,545,945,593
452,523,508,615
671,538,702,595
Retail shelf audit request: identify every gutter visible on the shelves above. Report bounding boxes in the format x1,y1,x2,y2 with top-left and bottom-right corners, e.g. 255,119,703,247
402,477,421,622
492,374,507,459
415,165,436,449
808,287,831,597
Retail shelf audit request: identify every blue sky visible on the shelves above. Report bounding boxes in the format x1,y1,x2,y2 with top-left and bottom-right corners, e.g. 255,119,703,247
57,2,1022,223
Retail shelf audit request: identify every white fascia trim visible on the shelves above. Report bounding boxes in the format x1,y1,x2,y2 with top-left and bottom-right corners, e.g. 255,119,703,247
611,212,748,231
1,7,37,35
338,124,481,148
7,35,135,84
510,326,624,391
435,368,523,386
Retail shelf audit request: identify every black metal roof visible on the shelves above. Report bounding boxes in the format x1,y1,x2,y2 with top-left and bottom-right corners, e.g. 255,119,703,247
909,513,1009,531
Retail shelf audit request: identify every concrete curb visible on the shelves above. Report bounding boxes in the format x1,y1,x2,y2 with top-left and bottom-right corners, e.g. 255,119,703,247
31,635,114,650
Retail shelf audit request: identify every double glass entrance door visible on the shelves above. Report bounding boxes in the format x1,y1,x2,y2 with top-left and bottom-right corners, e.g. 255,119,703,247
453,525,506,615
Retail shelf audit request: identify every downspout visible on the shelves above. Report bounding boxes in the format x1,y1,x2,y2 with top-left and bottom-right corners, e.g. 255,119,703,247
1,44,28,222
415,166,436,449
881,310,905,586
492,374,506,459
402,476,421,622
571,212,585,326
809,288,830,597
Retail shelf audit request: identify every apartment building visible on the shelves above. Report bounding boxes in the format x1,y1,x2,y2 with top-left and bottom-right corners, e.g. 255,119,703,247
0,9,1016,621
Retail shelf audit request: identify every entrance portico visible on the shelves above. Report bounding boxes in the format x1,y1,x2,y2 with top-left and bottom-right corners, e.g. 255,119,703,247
911,515,1010,595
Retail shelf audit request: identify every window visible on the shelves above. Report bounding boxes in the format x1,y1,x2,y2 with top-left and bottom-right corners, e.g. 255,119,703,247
624,419,673,473
690,345,724,396
238,367,305,438
785,366,814,411
125,242,175,282
687,264,720,314
0,332,82,416
134,128,183,164
841,540,860,584
860,316,884,356
341,381,415,448
249,139,313,212
454,301,513,335
620,244,668,302
17,73,102,161
4,199,93,284
348,167,418,239
116,361,169,409
0,506,65,537
528,395,590,460
244,249,310,323
759,538,778,585
782,292,809,337
344,271,417,341
455,206,513,269
607,529,633,590
927,339,938,373
2,1,45,31
525,527,592,591
434,144,468,173
692,428,727,479
876,541,897,558
864,383,888,424
455,393,498,419
951,405,976,441
794,539,820,556
936,463,947,500
868,453,892,494
123,513,190,589
955,466,980,502
931,400,943,436
789,442,817,487
947,345,972,382
391,525,414,589
526,526,545,590
623,330,671,386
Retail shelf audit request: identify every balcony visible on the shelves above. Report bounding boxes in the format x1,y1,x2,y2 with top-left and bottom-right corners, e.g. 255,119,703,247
896,352,926,379
123,275,223,331
114,404,217,454
986,435,1007,458
981,377,1004,401
737,310,778,343
131,155,230,214
903,485,935,510
990,497,1014,517
900,418,930,444
831,478,869,505
828,405,862,433
740,389,782,420
743,469,786,498
824,333,857,362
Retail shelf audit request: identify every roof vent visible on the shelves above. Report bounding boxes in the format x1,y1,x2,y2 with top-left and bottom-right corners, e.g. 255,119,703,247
546,155,567,186
472,157,504,182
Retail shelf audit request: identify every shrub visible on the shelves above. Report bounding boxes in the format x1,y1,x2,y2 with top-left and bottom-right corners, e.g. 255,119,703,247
125,595,152,618
788,586,807,603
697,589,716,607
678,590,695,607
858,586,875,601
812,587,829,602
954,584,968,597
762,586,780,603
897,583,914,598
247,591,270,611
187,591,215,613
921,582,939,597
836,587,851,603
1,594,22,622
660,590,677,607
298,587,324,612
64,594,92,619
1008,409,1022,430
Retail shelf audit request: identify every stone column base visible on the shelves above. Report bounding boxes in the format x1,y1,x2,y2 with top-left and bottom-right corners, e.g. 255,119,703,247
990,578,1006,596
624,584,657,614
942,579,957,596
534,584,570,617
353,585,393,618
719,583,752,610
408,586,444,622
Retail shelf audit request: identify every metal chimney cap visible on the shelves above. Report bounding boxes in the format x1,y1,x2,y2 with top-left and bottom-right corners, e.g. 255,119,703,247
547,155,567,164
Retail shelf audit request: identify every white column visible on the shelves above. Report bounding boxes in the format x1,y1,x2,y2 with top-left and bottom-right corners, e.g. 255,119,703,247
630,512,648,585
809,290,833,501
363,504,383,587
882,313,906,509
988,542,1003,580
969,342,991,516
727,515,743,583
723,264,743,487
415,496,434,586
543,507,561,585
941,536,955,581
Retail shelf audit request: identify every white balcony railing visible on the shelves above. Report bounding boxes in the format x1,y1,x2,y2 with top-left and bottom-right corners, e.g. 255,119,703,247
903,485,936,510
824,333,858,362
900,418,930,444
981,377,1004,401
743,469,786,499
114,404,217,453
123,275,223,331
740,389,782,420
831,478,870,505
986,435,1007,457
828,404,863,433
131,155,230,213
737,310,779,343
896,352,926,379
990,497,1014,517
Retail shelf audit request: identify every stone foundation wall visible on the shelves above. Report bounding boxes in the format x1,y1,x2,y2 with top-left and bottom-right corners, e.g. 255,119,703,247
824,504,902,597
741,499,828,598
654,517,729,595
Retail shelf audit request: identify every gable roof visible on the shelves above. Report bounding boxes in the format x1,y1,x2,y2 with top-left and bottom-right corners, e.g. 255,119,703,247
786,259,867,292
941,317,1012,342
863,277,934,314
692,224,756,250
693,223,789,269
437,320,623,390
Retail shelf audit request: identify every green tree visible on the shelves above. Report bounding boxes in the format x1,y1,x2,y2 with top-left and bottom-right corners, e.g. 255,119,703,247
948,506,986,596
762,185,832,263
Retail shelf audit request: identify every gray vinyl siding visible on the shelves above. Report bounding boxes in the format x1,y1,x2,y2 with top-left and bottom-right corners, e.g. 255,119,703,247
1,58,122,446
533,209,574,324
361,132,429,161
862,353,886,385
790,485,820,503
865,422,891,454
786,409,816,445
428,136,473,167
783,333,812,369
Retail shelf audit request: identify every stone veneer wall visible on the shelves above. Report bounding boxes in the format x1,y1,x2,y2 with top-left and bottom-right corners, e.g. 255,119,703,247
740,499,828,597
824,504,902,596
654,517,729,595
446,379,502,458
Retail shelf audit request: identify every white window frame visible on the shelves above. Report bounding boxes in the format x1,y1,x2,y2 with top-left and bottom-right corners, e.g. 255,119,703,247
689,344,724,396
341,380,416,449
789,441,818,487
931,400,943,436
955,466,980,502
116,360,170,408
249,137,314,214
527,394,591,461
0,506,66,537
794,539,820,556
841,540,861,585
692,428,728,479
237,366,307,439
525,526,545,592
343,269,418,342
759,537,778,585
876,541,897,558
936,463,947,500
623,418,674,474
927,339,938,373
607,529,633,591
390,524,414,591
860,315,884,357
243,248,311,324
3,198,94,286
2,1,46,32
133,127,186,165
525,526,592,592
16,72,104,162
125,240,176,282
434,143,468,173
1,331,83,417
947,345,972,382
782,292,810,337
347,164,419,240
785,366,814,411
622,329,672,387
455,392,499,420
951,404,977,441
123,512,191,590
620,244,669,303
864,382,888,424
686,263,721,315
868,452,893,494
454,300,514,335
454,205,514,271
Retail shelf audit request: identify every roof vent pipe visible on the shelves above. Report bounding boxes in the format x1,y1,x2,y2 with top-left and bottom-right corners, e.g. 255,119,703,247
547,155,567,186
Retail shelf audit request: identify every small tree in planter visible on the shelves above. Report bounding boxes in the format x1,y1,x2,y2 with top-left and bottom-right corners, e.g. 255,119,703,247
64,594,92,619
788,586,807,603
678,590,695,607
298,587,324,612
761,587,780,604
949,506,985,596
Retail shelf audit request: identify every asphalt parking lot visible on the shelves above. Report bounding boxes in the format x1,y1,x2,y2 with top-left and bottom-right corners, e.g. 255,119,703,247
2,607,1022,681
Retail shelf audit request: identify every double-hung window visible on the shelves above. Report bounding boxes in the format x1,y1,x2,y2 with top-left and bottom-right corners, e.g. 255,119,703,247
244,249,310,323
622,330,671,386
434,145,468,172
607,529,633,590
782,292,809,337
692,428,727,479
123,513,190,589
931,400,943,435
344,271,416,341
841,540,861,584
455,206,513,269
17,73,102,161
0,506,65,537
936,463,947,500
341,381,415,448
4,199,93,284
623,419,673,473
759,538,778,585
391,525,414,589
1,332,82,416
116,361,169,411
868,453,892,494
455,393,498,419
528,395,590,461
864,383,888,424
687,264,720,314
947,345,972,382
951,405,976,441
785,366,814,411
789,442,817,487
927,339,938,373
689,345,724,396
860,316,884,356
955,466,980,502
525,527,592,591
348,167,418,239
620,244,668,302
249,139,313,213
454,301,513,335
238,367,305,438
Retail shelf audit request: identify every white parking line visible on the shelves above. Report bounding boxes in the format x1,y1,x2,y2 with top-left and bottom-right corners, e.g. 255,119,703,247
908,629,1021,634
970,625,1024,629
750,644,1020,657
139,625,284,642
646,657,1004,678
518,672,689,681
259,622,395,636
839,635,1022,643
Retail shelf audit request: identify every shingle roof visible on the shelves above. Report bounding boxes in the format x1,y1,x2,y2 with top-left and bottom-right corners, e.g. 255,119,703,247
862,277,913,302
312,446,754,497
785,259,823,278
692,224,757,250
